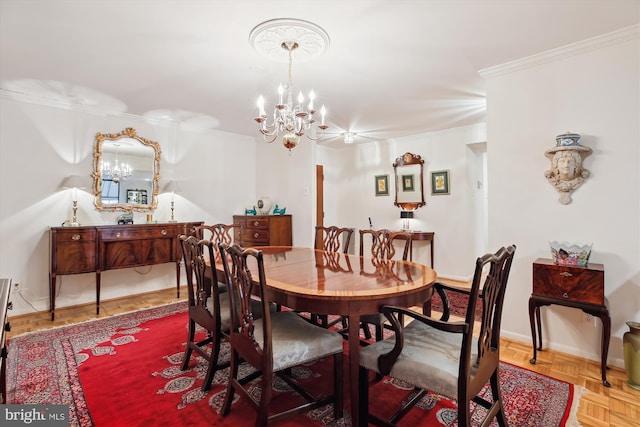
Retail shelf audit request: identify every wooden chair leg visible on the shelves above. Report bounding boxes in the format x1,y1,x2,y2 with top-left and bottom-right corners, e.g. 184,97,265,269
201,354,216,392
491,372,508,427
362,323,372,340
257,370,273,426
181,320,196,370
201,330,221,392
358,366,369,424
375,325,383,342
221,350,239,416
333,352,343,418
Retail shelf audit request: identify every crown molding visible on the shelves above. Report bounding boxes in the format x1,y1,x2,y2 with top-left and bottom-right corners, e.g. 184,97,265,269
0,88,124,117
479,24,639,79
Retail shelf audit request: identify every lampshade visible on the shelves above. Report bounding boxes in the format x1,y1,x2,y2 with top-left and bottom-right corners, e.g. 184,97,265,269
60,175,89,191
162,181,182,194
400,211,414,219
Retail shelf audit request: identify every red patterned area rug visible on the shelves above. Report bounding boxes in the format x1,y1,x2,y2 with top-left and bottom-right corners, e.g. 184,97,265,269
7,302,583,426
430,287,483,321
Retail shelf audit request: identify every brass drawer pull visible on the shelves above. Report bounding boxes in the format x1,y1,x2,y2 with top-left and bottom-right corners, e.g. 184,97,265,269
563,292,569,298
254,232,259,238
71,234,81,241
253,221,260,227
115,232,121,239
161,229,168,235
560,272,573,277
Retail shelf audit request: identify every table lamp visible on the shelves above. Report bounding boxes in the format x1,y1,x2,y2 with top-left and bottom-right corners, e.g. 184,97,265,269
400,210,414,231
162,181,182,222
60,175,89,226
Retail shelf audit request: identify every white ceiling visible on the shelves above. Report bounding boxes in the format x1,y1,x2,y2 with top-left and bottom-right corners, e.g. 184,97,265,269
1,1,638,148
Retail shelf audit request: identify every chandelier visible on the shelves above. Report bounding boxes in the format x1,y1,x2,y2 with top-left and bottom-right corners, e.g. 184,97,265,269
250,19,330,152
101,150,132,183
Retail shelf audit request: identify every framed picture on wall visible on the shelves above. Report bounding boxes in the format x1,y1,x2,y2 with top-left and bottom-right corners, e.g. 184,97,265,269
402,174,415,192
431,170,450,195
375,174,389,196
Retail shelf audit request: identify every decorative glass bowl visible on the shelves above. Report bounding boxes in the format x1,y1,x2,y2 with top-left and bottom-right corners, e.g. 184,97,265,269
549,241,592,267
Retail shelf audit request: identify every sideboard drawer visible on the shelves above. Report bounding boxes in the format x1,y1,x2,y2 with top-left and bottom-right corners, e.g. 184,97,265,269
241,229,269,245
99,226,175,241
533,258,604,305
245,218,270,229
54,229,96,243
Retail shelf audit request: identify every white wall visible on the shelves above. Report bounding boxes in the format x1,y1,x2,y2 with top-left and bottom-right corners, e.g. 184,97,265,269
485,31,639,368
254,136,317,247
0,97,256,315
318,124,487,279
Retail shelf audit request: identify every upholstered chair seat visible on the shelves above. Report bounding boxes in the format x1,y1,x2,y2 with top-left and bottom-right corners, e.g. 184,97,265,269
359,318,478,399
253,310,344,371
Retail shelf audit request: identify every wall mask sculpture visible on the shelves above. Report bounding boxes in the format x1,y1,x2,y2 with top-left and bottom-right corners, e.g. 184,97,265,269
544,132,592,204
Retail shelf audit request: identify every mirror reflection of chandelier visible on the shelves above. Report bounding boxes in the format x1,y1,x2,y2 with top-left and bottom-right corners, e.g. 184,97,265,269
101,150,132,183
250,19,330,152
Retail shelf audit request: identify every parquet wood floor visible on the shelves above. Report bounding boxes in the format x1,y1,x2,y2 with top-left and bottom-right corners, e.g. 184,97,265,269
6,287,639,426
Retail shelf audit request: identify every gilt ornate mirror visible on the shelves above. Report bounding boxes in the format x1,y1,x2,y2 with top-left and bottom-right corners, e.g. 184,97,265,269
393,152,425,211
92,128,160,211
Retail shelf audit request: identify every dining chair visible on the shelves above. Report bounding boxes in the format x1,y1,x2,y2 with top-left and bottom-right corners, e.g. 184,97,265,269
314,225,354,253
358,229,412,342
195,223,238,252
179,235,231,392
358,245,516,427
218,242,344,426
180,234,267,392
309,225,354,328
194,223,239,288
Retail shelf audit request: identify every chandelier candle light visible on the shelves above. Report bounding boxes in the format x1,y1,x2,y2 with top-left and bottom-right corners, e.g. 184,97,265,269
100,148,132,183
251,19,330,152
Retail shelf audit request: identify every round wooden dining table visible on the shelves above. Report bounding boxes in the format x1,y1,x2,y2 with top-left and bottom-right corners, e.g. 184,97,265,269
217,246,437,427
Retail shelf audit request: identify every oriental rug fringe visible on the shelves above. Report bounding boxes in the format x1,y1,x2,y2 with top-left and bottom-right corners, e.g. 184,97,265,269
7,302,583,426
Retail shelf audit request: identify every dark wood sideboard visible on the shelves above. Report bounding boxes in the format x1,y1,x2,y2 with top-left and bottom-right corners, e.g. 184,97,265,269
49,222,202,320
233,215,292,247
528,257,610,387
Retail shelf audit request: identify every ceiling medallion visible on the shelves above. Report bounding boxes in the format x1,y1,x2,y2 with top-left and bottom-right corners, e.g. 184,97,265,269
249,18,330,62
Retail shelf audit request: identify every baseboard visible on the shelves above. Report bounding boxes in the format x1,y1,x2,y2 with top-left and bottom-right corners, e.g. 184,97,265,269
500,330,624,370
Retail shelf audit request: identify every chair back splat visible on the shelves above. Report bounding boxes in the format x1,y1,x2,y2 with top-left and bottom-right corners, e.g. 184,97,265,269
315,225,354,253
358,244,516,427
218,243,344,426
358,229,413,342
195,223,238,264
359,228,411,261
309,225,354,329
